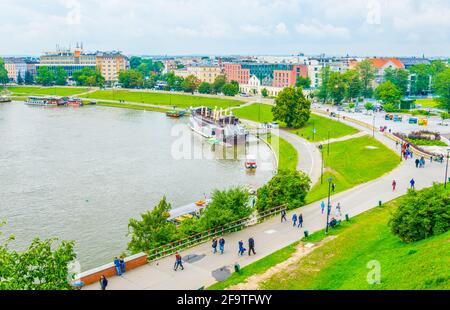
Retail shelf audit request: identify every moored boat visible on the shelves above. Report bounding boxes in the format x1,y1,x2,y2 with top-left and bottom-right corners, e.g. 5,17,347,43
0,96,11,103
166,110,186,118
26,96,62,106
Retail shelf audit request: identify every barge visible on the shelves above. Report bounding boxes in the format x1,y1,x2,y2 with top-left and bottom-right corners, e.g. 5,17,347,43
189,106,249,145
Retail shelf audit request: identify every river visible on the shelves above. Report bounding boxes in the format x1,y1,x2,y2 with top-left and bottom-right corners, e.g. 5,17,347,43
0,102,276,270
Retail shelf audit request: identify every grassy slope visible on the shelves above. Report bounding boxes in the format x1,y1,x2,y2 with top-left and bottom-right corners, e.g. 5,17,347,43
6,86,90,96
81,90,243,109
266,135,298,171
261,192,450,290
95,101,170,113
306,135,399,203
232,103,358,142
207,242,299,290
415,98,439,108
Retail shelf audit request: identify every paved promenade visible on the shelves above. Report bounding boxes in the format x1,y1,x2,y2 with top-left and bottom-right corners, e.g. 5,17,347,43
84,108,447,290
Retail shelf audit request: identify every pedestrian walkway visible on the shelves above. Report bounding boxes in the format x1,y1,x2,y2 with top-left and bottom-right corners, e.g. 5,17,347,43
84,157,444,290
312,131,368,146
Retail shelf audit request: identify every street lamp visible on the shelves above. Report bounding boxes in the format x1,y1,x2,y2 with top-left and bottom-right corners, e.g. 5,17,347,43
327,130,330,156
372,113,376,138
445,149,450,189
325,177,333,235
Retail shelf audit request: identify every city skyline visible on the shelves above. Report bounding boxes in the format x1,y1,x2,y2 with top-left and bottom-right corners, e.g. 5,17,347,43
1,0,449,57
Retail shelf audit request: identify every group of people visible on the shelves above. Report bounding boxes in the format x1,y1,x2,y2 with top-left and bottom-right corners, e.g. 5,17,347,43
320,201,342,218
392,178,416,191
211,237,226,254
281,208,305,227
113,256,126,276
415,157,426,168
400,142,413,160
238,237,256,256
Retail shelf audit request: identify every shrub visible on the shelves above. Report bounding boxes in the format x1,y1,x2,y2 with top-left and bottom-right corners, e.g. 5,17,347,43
256,170,311,212
389,184,450,243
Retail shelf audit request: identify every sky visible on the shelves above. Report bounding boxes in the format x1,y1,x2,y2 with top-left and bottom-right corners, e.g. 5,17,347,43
1,0,449,57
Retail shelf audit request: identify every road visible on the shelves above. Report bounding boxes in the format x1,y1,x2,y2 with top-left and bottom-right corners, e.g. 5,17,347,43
84,107,447,290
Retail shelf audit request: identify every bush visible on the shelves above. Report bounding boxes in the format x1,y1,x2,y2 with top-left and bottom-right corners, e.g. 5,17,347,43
199,187,251,229
256,170,311,212
389,184,450,243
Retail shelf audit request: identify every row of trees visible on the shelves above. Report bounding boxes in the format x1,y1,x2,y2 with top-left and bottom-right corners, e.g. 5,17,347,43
127,170,311,253
0,58,10,85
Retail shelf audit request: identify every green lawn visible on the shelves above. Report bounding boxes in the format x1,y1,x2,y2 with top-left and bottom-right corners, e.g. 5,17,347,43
232,103,359,142
94,101,171,113
261,191,450,290
81,90,243,109
415,98,439,108
290,114,359,142
306,135,399,203
266,135,298,171
207,242,299,290
6,86,90,96
233,103,275,123
408,137,448,146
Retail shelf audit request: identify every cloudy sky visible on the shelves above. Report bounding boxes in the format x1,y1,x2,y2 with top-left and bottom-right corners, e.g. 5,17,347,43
1,0,449,56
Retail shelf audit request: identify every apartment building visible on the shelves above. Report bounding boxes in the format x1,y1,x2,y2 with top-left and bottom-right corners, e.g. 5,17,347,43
96,51,129,82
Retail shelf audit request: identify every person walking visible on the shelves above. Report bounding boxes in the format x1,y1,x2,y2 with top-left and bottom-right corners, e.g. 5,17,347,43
395,141,399,149
392,180,397,191
280,209,287,222
248,237,256,256
321,201,325,214
420,157,425,168
292,213,298,227
298,214,303,228
212,238,218,254
113,257,122,276
331,183,336,192
415,158,420,168
174,252,184,271
410,178,415,189
119,256,126,274
99,275,108,290
219,237,225,254
238,240,245,256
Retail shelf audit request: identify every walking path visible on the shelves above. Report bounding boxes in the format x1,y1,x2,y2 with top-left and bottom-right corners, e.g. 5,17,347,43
84,107,446,290
312,131,368,146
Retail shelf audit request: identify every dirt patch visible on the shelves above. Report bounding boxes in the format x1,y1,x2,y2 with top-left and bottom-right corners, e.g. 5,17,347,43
226,236,336,290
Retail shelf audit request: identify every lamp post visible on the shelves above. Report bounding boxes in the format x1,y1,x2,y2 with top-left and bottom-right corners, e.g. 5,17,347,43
325,177,333,235
372,112,376,138
327,130,330,156
445,149,450,189
319,144,324,184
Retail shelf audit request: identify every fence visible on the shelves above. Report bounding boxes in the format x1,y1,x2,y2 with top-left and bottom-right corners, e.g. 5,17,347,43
146,205,285,261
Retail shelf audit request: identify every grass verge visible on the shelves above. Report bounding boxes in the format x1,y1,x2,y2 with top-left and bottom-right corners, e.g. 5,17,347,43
6,86,90,96
81,90,243,109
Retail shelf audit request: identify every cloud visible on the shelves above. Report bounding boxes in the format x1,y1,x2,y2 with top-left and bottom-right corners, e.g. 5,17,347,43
295,21,351,40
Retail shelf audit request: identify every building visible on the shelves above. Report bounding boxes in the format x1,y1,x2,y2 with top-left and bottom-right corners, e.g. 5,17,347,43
223,63,250,84
187,65,222,83
397,57,430,69
349,57,405,85
272,65,308,88
37,45,128,82
96,51,129,82
38,45,97,77
3,57,28,82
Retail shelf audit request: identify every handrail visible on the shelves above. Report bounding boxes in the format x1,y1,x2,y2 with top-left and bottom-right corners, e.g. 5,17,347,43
146,205,285,261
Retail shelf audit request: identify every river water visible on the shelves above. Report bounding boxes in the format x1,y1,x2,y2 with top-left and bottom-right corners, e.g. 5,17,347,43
0,103,275,270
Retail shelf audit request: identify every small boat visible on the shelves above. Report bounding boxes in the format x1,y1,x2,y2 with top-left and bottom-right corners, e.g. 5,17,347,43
66,97,84,107
0,96,11,103
166,110,186,118
245,155,257,170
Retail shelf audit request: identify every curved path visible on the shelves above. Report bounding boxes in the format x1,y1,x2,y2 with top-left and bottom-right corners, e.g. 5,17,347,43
83,106,446,290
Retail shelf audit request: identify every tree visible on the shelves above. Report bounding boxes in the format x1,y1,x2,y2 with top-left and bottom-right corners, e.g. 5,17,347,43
440,112,450,125
317,65,331,102
0,222,76,290
54,67,68,86
129,56,142,69
410,64,431,96
261,88,268,98
256,170,311,212
212,75,226,94
36,67,55,86
364,102,374,111
143,74,157,89
343,69,362,101
182,75,200,94
118,69,144,88
198,82,211,94
0,58,8,85
296,76,311,89
433,68,450,112
17,73,24,85
221,81,239,96
327,72,346,105
356,60,376,98
383,67,409,95
72,67,105,87
24,71,34,85
127,196,179,253
163,72,184,91
272,86,311,128
374,81,402,107
389,184,450,243
199,187,251,229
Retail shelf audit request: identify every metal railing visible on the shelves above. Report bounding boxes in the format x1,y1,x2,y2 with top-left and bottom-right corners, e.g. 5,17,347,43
146,205,285,261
